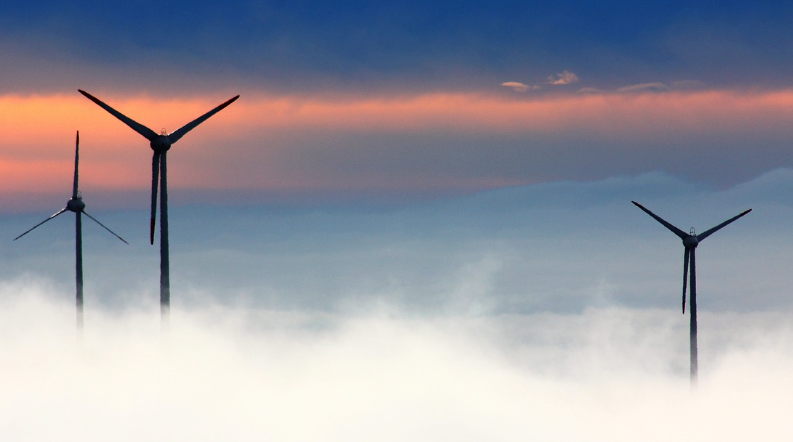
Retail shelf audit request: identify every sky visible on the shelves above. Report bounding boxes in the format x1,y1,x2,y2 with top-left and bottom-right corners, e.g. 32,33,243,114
3,1,793,440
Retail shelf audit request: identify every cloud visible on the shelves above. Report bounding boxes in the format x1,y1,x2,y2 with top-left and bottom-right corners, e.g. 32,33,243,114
616,80,707,93
601,80,706,94
2,290,793,441
548,70,580,85
502,70,580,91
576,87,604,94
2,171,793,441
501,81,537,92
616,82,670,93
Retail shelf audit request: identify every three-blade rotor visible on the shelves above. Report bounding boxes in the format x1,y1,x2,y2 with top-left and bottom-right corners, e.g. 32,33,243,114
78,90,239,244
14,131,128,244
632,201,751,313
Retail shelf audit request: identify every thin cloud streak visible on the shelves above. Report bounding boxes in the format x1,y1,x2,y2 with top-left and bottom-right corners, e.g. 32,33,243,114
548,70,580,85
616,82,670,93
501,81,533,92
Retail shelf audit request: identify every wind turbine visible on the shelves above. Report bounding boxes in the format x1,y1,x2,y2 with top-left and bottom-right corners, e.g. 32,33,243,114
632,201,750,386
15,131,128,331
78,89,239,323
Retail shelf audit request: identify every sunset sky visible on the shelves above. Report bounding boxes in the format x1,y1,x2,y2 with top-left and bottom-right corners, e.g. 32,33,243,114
3,2,793,441
3,1,793,205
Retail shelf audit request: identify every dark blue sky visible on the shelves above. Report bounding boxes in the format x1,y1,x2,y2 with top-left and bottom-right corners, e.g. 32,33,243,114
5,1,793,94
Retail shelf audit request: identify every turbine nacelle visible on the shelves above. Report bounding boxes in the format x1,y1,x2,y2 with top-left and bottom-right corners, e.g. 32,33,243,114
150,135,172,153
682,235,699,248
66,197,85,213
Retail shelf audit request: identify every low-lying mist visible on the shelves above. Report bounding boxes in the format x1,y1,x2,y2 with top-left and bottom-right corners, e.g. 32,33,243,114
2,284,792,441
4,171,793,440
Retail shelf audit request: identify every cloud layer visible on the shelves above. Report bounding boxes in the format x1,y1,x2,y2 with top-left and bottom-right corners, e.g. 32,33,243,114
3,168,793,441
2,291,793,441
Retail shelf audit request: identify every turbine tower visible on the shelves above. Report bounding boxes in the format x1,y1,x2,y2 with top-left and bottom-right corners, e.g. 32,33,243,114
632,201,750,386
15,131,128,330
78,89,239,324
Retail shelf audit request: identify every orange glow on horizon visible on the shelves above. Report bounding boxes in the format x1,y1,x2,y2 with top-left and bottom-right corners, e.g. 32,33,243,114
227,89,793,135
2,88,793,199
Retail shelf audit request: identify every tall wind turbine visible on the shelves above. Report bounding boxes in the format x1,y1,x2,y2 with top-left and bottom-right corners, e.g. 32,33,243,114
15,131,128,330
632,201,750,386
78,89,239,323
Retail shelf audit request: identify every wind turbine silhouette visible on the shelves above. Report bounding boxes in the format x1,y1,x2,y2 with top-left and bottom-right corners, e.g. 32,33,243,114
78,90,239,323
15,131,128,331
632,201,750,386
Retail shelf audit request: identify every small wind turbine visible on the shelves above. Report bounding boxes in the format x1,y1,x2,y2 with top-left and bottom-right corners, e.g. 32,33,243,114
15,131,128,331
632,201,750,386
78,89,239,324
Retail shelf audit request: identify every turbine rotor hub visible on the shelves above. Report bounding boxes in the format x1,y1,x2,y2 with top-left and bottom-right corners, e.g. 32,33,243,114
150,135,171,153
67,197,85,213
683,236,699,248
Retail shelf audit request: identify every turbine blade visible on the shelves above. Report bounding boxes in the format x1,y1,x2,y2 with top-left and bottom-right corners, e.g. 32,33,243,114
73,131,79,199
167,95,239,145
151,153,160,245
689,247,697,313
696,209,752,242
682,248,689,314
14,208,68,241
631,201,688,239
78,90,159,141
83,211,129,244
